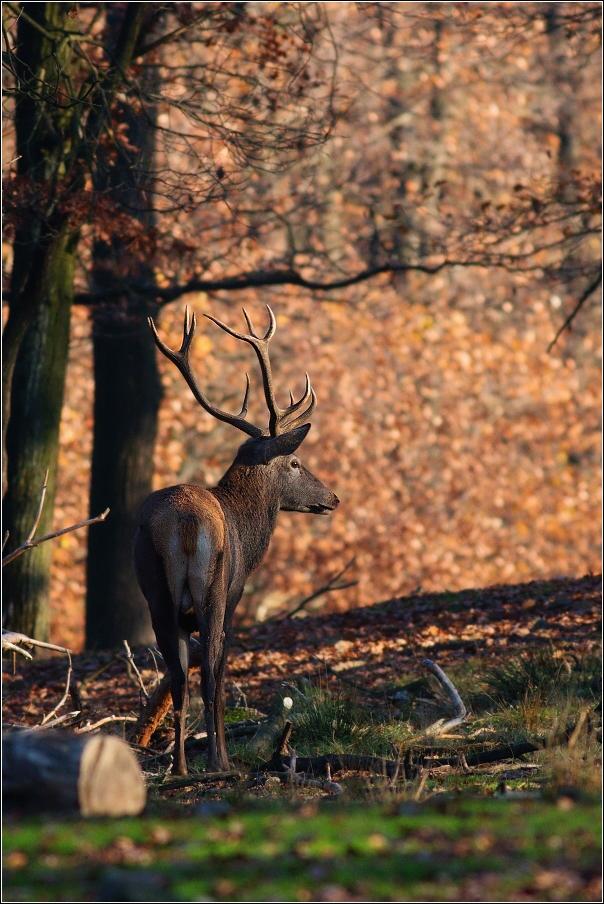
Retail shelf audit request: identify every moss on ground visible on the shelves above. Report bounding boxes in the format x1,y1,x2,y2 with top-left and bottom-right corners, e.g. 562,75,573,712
3,798,601,902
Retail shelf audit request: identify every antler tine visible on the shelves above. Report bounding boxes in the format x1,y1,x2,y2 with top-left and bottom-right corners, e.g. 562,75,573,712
149,312,263,439
204,306,314,436
182,306,195,352
242,308,257,338
262,304,277,340
278,373,313,426
238,374,251,419
280,387,317,433
206,306,281,435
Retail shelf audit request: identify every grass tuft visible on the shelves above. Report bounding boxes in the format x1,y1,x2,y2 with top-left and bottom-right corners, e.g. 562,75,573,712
287,680,390,756
481,647,601,706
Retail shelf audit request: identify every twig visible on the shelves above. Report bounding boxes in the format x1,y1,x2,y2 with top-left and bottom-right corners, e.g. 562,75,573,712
40,652,73,725
420,659,467,735
413,768,428,801
388,743,402,788
2,629,72,655
281,682,308,701
567,709,590,749
122,640,149,700
1,641,33,660
231,681,248,709
185,721,264,752
260,751,403,780
309,654,390,699
79,656,118,687
148,647,162,689
30,711,81,731
2,501,110,567
27,469,49,544
158,771,245,790
278,747,342,794
278,768,342,794
275,558,358,621
129,741,165,756
76,714,138,733
424,717,598,769
547,271,602,352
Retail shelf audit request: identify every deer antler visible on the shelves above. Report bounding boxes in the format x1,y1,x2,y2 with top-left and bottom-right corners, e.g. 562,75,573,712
148,309,263,438
205,305,316,436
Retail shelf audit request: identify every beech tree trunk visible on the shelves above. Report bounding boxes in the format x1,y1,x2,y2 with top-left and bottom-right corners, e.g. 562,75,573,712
3,730,146,817
2,4,84,640
85,27,160,649
85,303,160,648
3,233,78,640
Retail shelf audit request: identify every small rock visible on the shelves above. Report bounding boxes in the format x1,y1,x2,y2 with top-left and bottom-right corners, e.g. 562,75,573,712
96,868,168,902
195,799,231,818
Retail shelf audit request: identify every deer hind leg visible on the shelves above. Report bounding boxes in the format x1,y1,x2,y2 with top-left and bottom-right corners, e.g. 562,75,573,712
197,602,228,771
133,526,191,775
213,608,235,771
191,562,228,772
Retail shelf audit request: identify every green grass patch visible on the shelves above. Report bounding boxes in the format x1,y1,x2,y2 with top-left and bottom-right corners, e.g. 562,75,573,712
3,798,601,902
285,680,394,756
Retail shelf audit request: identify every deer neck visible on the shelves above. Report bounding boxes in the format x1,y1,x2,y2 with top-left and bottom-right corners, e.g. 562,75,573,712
212,465,280,574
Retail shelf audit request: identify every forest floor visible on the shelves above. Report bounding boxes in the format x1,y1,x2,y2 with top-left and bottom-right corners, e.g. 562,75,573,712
3,574,602,902
3,574,601,726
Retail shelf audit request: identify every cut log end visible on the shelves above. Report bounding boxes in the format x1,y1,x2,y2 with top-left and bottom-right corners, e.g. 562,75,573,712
3,730,146,818
78,734,147,817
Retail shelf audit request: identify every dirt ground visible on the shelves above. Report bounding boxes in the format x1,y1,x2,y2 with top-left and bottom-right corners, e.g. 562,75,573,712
3,574,601,730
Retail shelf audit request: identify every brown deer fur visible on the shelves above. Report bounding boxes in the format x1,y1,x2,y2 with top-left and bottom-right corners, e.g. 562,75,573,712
133,308,338,773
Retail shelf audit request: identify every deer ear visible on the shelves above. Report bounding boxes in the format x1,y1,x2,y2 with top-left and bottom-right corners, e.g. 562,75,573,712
260,423,311,462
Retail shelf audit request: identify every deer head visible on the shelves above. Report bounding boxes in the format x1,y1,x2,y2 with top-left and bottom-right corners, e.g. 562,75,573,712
148,306,338,516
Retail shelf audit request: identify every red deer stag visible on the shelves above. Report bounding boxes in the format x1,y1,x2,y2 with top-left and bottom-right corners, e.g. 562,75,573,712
133,307,339,774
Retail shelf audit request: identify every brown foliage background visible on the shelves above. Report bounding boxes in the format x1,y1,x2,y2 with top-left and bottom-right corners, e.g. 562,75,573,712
53,278,600,649
24,2,600,649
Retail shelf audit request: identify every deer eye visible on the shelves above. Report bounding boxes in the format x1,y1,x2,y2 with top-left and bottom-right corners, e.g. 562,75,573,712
290,460,300,469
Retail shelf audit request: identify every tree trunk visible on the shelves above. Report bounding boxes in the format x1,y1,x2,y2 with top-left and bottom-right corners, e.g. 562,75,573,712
3,232,79,640
85,303,160,648
3,3,153,644
3,730,146,817
2,2,82,488
85,16,160,649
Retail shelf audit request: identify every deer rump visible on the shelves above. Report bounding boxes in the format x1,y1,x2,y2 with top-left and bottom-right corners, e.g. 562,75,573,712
133,487,234,755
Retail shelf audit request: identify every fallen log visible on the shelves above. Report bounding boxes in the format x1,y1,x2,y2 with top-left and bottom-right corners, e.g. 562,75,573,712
3,730,146,817
259,715,598,781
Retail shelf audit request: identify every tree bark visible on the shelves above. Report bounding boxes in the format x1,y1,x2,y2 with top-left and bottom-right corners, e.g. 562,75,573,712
85,11,160,649
3,231,79,640
86,303,160,648
3,730,146,817
3,2,153,644
2,2,83,488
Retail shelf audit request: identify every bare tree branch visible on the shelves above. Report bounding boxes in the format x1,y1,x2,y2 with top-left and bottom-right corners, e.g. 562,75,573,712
122,640,150,700
2,497,110,567
420,658,468,735
275,557,357,621
2,629,72,655
547,270,602,352
39,652,73,726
